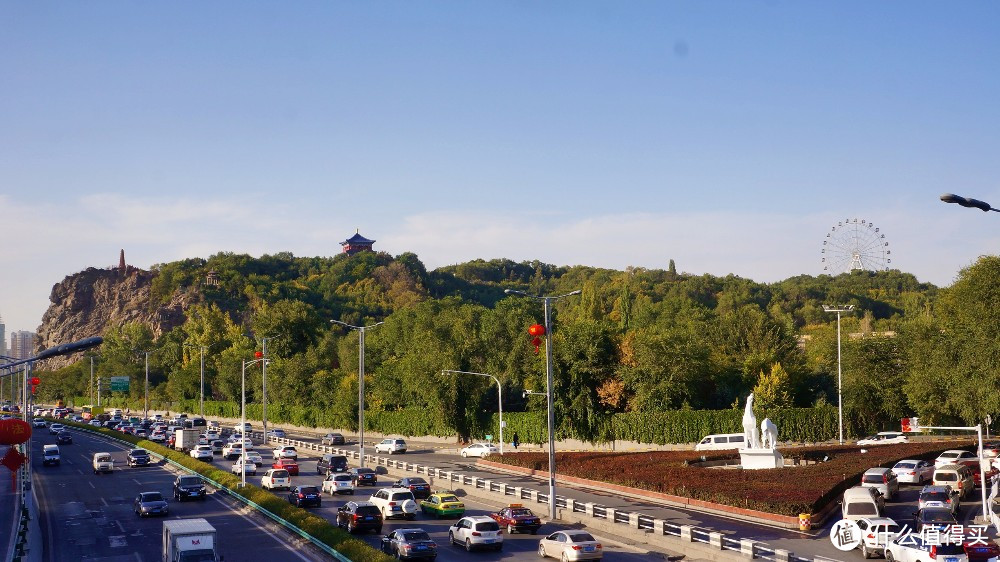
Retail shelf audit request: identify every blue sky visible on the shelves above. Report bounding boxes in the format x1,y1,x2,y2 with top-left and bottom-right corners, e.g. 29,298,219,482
2,2,999,334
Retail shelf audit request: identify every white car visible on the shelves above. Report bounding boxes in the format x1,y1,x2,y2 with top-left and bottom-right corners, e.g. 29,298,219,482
538,530,603,560
885,534,968,562
89,420,102,427
892,459,934,484
222,443,246,459
189,445,214,462
369,487,419,520
272,446,298,460
233,422,252,433
204,431,220,441
854,517,901,559
448,516,503,552
322,473,355,495
460,443,499,458
374,438,407,455
857,432,908,446
31,419,47,428
210,440,225,454
230,459,257,476
935,449,977,469
49,423,65,435
861,468,900,500
245,450,265,467
260,468,291,491
150,432,166,443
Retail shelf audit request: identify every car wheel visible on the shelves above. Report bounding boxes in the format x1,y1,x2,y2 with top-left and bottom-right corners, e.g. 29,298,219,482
462,451,468,458
861,543,871,559
561,553,569,562
466,539,473,552
508,523,515,534
348,520,355,533
449,532,456,546
539,543,547,558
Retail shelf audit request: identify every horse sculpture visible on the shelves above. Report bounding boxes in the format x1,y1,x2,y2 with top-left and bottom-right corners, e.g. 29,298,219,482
760,418,778,450
742,393,761,449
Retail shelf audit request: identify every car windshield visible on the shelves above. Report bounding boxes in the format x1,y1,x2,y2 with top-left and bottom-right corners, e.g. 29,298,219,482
936,473,958,481
334,475,352,481
895,462,915,469
408,478,427,484
300,486,319,494
141,492,163,502
922,492,950,502
131,449,147,456
356,505,380,516
403,531,431,541
440,495,459,503
511,509,532,516
923,511,955,523
475,521,500,531
862,474,886,483
568,532,596,542
357,468,374,474
941,453,960,459
272,470,289,478
390,492,414,501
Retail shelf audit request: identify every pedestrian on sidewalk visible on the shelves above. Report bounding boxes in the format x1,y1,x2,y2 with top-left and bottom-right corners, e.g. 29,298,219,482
512,432,520,450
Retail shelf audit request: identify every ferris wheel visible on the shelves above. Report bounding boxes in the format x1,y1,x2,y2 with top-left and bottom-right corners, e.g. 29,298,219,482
820,218,892,274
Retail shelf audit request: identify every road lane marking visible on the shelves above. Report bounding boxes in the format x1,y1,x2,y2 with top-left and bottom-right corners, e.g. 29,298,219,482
88,481,95,489
100,497,108,506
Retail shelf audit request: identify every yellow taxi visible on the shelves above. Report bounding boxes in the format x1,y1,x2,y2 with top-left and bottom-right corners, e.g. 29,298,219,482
419,492,466,518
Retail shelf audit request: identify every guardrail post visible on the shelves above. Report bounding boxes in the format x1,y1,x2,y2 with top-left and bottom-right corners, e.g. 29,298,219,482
709,531,723,549
653,519,666,535
527,489,539,503
585,502,595,517
741,538,757,558
680,525,694,542
628,512,640,528
482,479,492,491
513,486,524,499
605,507,617,523
774,548,792,562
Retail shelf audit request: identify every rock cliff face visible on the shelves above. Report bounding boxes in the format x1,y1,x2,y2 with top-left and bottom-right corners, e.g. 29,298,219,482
36,266,196,368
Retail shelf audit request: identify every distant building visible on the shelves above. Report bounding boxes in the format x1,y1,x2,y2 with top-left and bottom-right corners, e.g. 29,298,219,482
0,314,6,357
205,269,220,286
340,231,375,256
10,331,36,360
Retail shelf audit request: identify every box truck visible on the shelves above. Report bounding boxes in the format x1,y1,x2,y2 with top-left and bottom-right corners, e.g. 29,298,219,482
162,518,220,562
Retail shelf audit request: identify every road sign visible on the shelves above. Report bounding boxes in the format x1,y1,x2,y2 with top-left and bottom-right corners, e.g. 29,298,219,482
110,376,130,393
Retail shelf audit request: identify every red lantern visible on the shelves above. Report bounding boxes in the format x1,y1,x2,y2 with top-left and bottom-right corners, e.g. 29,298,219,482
254,351,263,359
528,324,546,337
30,377,40,386
0,447,25,472
0,419,31,445
531,336,542,354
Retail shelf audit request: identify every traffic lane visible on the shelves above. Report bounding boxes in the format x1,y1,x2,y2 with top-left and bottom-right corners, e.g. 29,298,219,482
32,429,320,562
283,456,664,561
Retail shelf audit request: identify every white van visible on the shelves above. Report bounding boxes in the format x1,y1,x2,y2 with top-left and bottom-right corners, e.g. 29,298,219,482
842,485,884,520
694,433,747,451
92,452,114,474
42,445,60,466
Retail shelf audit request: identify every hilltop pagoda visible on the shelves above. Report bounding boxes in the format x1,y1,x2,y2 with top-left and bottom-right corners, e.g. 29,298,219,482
340,231,375,256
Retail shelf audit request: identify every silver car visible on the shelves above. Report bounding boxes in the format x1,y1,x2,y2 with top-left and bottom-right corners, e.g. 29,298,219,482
861,468,899,500
892,459,934,484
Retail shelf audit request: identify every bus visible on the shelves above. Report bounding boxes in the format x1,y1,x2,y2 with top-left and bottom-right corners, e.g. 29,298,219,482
81,405,104,421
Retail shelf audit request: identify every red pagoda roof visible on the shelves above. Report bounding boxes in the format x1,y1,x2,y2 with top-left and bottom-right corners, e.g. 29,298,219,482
341,232,375,245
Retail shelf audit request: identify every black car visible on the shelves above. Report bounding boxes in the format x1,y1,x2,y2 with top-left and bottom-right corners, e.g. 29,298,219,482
317,454,349,475
381,528,438,560
56,431,73,445
133,491,169,517
126,448,151,467
322,432,346,446
349,467,377,486
912,507,957,531
173,475,207,501
395,477,431,500
288,485,322,508
337,501,383,534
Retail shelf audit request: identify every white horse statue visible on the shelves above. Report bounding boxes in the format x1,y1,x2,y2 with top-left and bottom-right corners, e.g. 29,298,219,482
761,418,778,450
742,393,761,449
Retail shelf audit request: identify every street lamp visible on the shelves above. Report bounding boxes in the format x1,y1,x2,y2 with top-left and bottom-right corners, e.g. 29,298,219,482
241,354,269,488
442,370,505,454
823,304,855,444
259,335,281,441
331,319,383,468
133,349,153,420
504,288,581,520
940,193,1000,213
184,344,208,419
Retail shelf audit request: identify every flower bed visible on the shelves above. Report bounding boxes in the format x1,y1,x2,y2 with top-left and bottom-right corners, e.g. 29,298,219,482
488,441,975,516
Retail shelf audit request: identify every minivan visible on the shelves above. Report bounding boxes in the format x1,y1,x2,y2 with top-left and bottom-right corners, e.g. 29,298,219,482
42,444,60,466
842,485,884,520
92,452,114,474
317,454,349,475
933,464,975,499
694,433,747,451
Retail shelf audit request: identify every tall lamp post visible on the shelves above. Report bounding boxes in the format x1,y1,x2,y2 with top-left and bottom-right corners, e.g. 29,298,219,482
442,370,504,454
259,335,281,441
823,304,855,444
241,353,269,487
504,288,581,520
184,344,208,419
134,350,152,420
331,319,383,468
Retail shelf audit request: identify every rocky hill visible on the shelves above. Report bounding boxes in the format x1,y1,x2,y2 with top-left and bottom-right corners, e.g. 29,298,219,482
36,266,196,368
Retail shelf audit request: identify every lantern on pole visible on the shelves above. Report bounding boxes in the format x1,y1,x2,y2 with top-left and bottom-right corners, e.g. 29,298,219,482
528,324,546,354
0,419,31,445
30,377,40,386
255,351,263,359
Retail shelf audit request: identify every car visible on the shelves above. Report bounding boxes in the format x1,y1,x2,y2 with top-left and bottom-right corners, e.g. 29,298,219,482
31,418,46,428
538,530,603,560
369,487,419,520
42,444,60,466
261,468,291,491
420,493,466,519
886,534,968,562
134,428,148,438
48,423,65,435
855,517,902,559
861,468,900,500
448,516,503,552
150,431,166,443
173,475,207,501
323,472,356,495
395,477,431,500
222,443,246,459
204,430,220,441
935,449,978,469
89,420,101,427
272,458,299,475
272,446,298,460
245,450,265,467
288,485,322,508
381,528,438,560
842,486,885,520
126,448,151,467
337,501,384,534
892,459,934,485
912,507,958,532
489,503,542,534
233,422,252,433
459,443,499,458
322,432,346,446
268,428,286,438
349,467,377,486
189,445,214,462
964,536,1000,562
317,454,349,475
375,438,407,455
933,464,976,499
56,431,73,445
919,485,960,514
231,459,257,476
857,432,909,446
133,491,168,517
210,440,225,454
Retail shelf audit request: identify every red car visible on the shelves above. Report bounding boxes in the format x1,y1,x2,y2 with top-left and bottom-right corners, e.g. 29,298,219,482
489,503,542,534
272,458,299,476
965,537,1000,561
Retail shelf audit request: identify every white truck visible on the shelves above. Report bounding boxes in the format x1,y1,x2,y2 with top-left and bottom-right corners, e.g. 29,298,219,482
162,518,221,562
174,428,200,453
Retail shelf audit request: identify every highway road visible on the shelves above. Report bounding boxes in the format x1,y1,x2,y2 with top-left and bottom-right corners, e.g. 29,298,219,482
29,427,329,562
